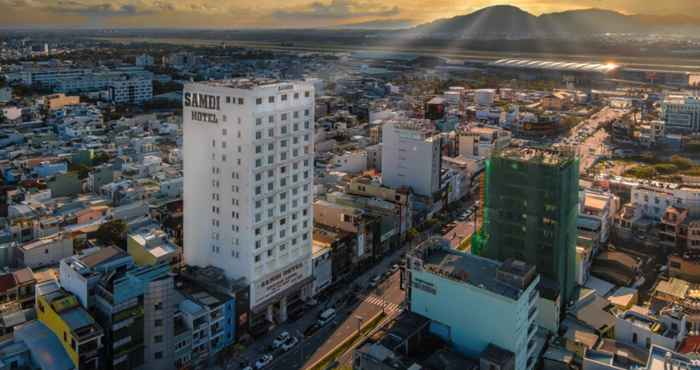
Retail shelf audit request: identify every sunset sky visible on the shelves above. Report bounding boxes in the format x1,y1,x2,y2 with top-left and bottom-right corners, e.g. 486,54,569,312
1,0,697,28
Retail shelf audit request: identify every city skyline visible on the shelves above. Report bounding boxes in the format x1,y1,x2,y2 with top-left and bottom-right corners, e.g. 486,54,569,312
1,0,697,29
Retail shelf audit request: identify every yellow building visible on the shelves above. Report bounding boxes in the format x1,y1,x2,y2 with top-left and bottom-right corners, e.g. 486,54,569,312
45,93,80,110
36,280,103,370
127,226,178,266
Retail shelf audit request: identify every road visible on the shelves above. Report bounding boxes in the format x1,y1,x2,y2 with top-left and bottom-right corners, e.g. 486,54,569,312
226,246,407,370
554,106,626,173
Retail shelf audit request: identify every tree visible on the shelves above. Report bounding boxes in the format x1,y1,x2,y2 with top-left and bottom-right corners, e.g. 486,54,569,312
670,155,694,171
95,220,128,249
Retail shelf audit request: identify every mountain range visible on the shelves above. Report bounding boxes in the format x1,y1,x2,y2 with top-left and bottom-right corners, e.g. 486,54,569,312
403,5,700,38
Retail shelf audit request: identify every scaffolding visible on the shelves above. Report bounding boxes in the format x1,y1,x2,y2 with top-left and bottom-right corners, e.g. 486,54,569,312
475,147,579,301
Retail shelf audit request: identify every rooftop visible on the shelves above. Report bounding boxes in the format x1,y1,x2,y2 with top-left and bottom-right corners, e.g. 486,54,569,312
188,78,310,91
14,321,74,370
495,147,576,166
411,238,536,300
489,58,619,74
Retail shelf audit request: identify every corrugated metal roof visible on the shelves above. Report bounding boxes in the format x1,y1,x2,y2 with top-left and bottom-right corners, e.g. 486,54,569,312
489,58,619,74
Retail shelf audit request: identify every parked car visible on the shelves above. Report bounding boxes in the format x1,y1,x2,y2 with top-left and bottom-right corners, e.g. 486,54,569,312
318,308,337,326
272,332,290,349
255,354,273,369
390,264,399,272
282,336,299,351
369,275,381,288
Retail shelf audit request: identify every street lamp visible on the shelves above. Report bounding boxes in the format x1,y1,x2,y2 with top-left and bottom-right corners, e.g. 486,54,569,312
354,315,365,335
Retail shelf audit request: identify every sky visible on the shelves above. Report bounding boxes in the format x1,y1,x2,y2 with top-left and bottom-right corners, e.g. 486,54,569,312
0,0,697,28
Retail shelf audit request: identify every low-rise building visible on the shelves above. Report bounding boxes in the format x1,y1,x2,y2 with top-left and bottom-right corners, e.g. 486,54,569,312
16,233,73,268
36,280,104,370
615,306,687,351
407,237,539,370
127,226,179,267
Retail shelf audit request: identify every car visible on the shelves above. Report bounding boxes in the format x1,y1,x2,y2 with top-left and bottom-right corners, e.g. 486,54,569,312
282,336,299,351
304,298,319,308
318,308,337,326
369,275,382,288
391,264,399,272
304,323,320,337
255,354,273,369
272,332,290,349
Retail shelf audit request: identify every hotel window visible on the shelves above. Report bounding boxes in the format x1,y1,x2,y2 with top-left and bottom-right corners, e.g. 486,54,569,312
305,91,310,97
222,128,227,135
256,118,262,126
294,92,299,99
238,98,244,104
304,109,309,116
268,96,275,103
281,113,288,121
256,98,262,105
255,255,261,263
293,111,299,119
281,94,288,101
269,115,274,123
226,97,231,103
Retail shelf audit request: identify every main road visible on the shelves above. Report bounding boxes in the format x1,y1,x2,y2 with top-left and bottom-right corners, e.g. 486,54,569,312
224,246,407,370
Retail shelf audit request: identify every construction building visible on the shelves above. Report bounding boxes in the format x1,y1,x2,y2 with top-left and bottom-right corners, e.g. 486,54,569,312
474,147,579,303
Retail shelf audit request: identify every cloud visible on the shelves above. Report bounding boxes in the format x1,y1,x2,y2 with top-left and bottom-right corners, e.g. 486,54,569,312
46,1,153,16
272,0,400,20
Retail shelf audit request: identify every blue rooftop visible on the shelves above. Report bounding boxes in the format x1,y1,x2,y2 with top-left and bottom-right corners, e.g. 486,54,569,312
15,321,74,370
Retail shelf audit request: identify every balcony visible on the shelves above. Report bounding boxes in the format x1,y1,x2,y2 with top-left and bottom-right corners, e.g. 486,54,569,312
113,305,144,325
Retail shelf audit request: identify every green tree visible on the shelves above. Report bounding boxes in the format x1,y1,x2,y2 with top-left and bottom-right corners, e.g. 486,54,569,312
671,155,694,171
95,220,128,249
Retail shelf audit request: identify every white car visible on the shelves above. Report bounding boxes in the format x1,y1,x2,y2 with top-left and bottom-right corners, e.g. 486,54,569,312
272,331,290,349
255,354,273,369
282,336,299,351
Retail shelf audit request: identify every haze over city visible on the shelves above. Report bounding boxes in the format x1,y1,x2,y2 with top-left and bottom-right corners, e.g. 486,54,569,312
2,0,699,28
3,0,700,369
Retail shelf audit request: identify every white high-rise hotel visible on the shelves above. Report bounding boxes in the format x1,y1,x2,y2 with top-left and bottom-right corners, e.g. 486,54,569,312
183,79,314,325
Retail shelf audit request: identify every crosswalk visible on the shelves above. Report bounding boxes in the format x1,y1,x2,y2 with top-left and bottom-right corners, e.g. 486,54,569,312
363,295,402,314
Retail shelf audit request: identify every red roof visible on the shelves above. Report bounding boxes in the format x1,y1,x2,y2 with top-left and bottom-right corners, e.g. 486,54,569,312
680,335,700,354
0,274,17,293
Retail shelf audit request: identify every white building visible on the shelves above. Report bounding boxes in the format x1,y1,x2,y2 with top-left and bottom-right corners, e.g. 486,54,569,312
579,189,619,244
474,89,496,106
381,120,441,197
662,95,700,133
615,306,687,351
311,242,332,296
331,150,367,174
631,183,700,219
183,79,315,325
136,54,155,67
458,126,511,159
